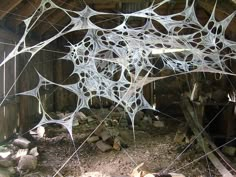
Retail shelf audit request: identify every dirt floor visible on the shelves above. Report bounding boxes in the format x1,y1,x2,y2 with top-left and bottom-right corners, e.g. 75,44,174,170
24,109,222,177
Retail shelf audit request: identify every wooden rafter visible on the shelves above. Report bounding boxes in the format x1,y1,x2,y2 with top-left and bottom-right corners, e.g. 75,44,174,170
0,0,23,20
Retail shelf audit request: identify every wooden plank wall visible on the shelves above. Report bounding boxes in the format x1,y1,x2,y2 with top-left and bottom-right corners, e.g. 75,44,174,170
0,28,55,141
0,28,19,141
17,46,56,133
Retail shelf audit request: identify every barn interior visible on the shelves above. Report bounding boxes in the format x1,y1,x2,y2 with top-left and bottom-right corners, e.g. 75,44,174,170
0,0,236,176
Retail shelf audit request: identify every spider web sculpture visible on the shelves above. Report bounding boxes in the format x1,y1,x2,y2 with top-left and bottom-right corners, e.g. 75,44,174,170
1,0,236,140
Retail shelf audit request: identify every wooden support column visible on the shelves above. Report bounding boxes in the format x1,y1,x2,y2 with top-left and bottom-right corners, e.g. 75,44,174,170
0,28,20,141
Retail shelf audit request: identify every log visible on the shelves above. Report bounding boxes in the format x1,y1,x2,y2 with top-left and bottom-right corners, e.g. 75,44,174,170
181,98,234,177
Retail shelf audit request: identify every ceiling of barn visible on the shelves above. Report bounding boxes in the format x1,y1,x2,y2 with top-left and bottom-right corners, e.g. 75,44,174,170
0,0,235,42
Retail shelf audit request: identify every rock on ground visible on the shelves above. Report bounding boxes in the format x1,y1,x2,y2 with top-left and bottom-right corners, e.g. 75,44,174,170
18,155,37,171
13,137,31,149
29,147,39,157
81,172,111,177
100,131,112,142
0,159,13,168
0,167,11,177
153,121,165,128
96,141,112,152
87,136,100,144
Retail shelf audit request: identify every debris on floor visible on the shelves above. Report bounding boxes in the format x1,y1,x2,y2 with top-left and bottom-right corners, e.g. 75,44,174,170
0,136,39,177
0,109,227,177
130,162,185,177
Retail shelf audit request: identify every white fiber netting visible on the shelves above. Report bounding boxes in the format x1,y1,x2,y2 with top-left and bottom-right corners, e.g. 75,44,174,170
1,0,236,139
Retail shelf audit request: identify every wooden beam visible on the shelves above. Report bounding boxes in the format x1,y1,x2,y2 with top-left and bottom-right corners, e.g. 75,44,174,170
0,0,23,20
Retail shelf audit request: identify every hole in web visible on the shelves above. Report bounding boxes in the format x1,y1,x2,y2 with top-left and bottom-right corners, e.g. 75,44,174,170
27,9,71,43
44,2,51,9
171,15,185,21
90,14,124,29
89,96,113,109
18,96,41,127
207,21,215,30
67,11,80,18
44,85,78,113
176,26,199,35
52,60,74,84
151,19,168,34
125,16,148,28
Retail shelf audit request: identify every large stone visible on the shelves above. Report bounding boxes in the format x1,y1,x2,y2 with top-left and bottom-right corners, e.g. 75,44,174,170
0,167,10,177
143,116,152,124
0,152,11,159
30,126,45,139
73,118,79,126
87,116,95,123
29,147,39,157
100,131,112,142
96,141,112,152
6,167,16,176
94,126,104,137
13,137,31,149
0,159,13,168
76,111,87,121
18,155,37,171
87,136,100,144
15,149,28,159
153,121,165,128
36,126,45,138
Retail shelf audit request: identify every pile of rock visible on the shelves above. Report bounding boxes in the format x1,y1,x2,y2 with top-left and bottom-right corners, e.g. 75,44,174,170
86,126,128,152
0,137,39,177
